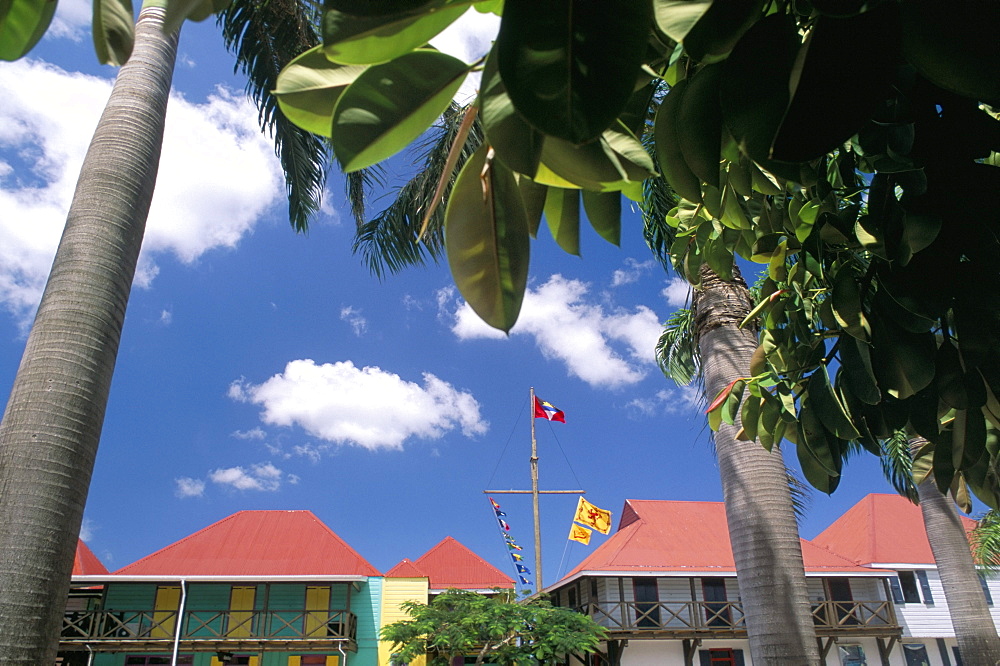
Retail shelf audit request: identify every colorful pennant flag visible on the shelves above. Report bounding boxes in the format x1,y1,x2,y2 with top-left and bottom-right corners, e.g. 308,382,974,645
494,509,506,517
489,497,501,509
499,519,511,531
533,396,566,423
515,563,531,574
511,553,523,562
519,576,532,585
507,542,523,551
574,496,613,534
569,523,593,545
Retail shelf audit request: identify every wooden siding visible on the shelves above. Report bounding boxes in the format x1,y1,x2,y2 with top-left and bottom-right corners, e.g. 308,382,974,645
353,577,382,666
378,577,429,666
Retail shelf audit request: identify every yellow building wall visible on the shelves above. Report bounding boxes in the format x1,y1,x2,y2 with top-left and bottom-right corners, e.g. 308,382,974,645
378,577,429,666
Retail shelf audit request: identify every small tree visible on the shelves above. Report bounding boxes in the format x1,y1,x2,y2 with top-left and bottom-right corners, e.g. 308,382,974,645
380,589,607,666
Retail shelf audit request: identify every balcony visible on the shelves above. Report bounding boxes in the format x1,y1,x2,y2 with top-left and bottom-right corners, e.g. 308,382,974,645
576,600,900,640
60,608,358,653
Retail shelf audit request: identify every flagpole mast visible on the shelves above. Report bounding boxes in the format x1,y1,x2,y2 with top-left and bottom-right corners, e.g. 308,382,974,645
530,386,542,588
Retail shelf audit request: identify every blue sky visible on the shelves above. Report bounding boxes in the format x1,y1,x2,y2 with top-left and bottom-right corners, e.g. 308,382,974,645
0,2,904,589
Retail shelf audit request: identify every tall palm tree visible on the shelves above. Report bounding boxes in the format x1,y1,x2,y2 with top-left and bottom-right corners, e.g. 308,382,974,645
0,2,324,661
885,435,1000,664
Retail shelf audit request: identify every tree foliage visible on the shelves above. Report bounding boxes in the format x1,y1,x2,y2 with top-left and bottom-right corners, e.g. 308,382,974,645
380,589,607,666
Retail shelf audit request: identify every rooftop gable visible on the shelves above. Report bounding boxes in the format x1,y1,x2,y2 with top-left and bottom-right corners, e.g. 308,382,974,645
811,493,975,566
385,558,426,578
405,536,514,590
115,510,380,577
74,540,109,575
562,499,875,579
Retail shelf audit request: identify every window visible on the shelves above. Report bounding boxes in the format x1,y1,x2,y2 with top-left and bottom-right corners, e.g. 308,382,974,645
568,586,577,608
698,648,745,665
903,644,931,666
125,657,193,665
702,577,731,628
289,657,340,666
632,577,659,628
838,644,866,666
590,578,598,600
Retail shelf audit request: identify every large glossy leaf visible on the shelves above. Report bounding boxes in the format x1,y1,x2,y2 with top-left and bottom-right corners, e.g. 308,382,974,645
807,366,861,440
93,0,133,66
798,400,841,494
445,144,530,332
275,46,367,137
479,46,544,176
582,191,621,246
163,0,229,35
539,123,655,191
952,408,987,471
831,264,869,340
871,317,936,400
719,13,799,163
677,64,723,187
497,0,652,144
324,0,436,15
839,334,880,405
653,80,703,202
322,1,471,65
544,187,581,255
900,0,1000,103
517,176,547,238
331,49,470,172
770,5,901,162
0,0,57,60
652,0,712,42
683,0,764,63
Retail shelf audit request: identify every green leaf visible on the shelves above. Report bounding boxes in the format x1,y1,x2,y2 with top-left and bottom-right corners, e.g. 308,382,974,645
770,5,901,162
445,144,530,333
831,264,870,340
517,175,547,238
652,0,712,43
740,393,761,441
544,188,581,255
92,0,133,66
654,80,703,202
953,408,987,471
683,0,764,63
900,0,1000,103
275,46,368,138
806,365,861,441
719,13,799,163
331,49,470,172
871,318,937,400
479,46,544,176
322,1,471,65
582,191,621,246
539,123,655,191
838,334,880,405
0,0,57,60
677,64,723,188
722,379,746,426
497,0,652,144
798,399,842,493
163,0,228,35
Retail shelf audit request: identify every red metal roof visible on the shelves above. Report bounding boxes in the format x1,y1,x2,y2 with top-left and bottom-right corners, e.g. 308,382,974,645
115,511,380,577
74,540,108,575
811,493,976,566
388,537,514,589
562,500,875,579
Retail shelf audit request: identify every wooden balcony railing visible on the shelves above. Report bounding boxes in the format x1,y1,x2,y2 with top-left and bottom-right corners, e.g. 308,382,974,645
61,608,357,649
575,600,899,638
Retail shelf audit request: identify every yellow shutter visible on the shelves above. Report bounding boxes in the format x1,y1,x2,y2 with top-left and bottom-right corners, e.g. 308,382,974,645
151,586,180,638
287,658,302,666
305,585,331,637
326,656,340,666
227,586,256,637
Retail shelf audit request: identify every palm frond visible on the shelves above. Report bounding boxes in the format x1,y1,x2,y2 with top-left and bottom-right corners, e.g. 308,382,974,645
786,465,813,527
639,86,678,272
353,102,484,279
972,509,1000,574
880,430,919,503
656,307,699,386
345,165,388,228
219,0,328,232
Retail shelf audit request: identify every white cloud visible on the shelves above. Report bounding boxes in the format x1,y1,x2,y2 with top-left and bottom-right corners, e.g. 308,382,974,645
611,258,656,287
159,309,173,325
443,275,663,388
231,427,267,441
209,462,283,492
47,0,92,41
662,277,692,308
229,360,488,451
430,8,500,103
340,305,368,336
78,517,95,542
627,387,702,417
0,59,283,325
174,477,206,498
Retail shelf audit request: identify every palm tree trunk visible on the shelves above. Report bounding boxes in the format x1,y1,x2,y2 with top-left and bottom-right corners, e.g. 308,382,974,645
693,264,820,665
912,438,1000,665
0,5,178,661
